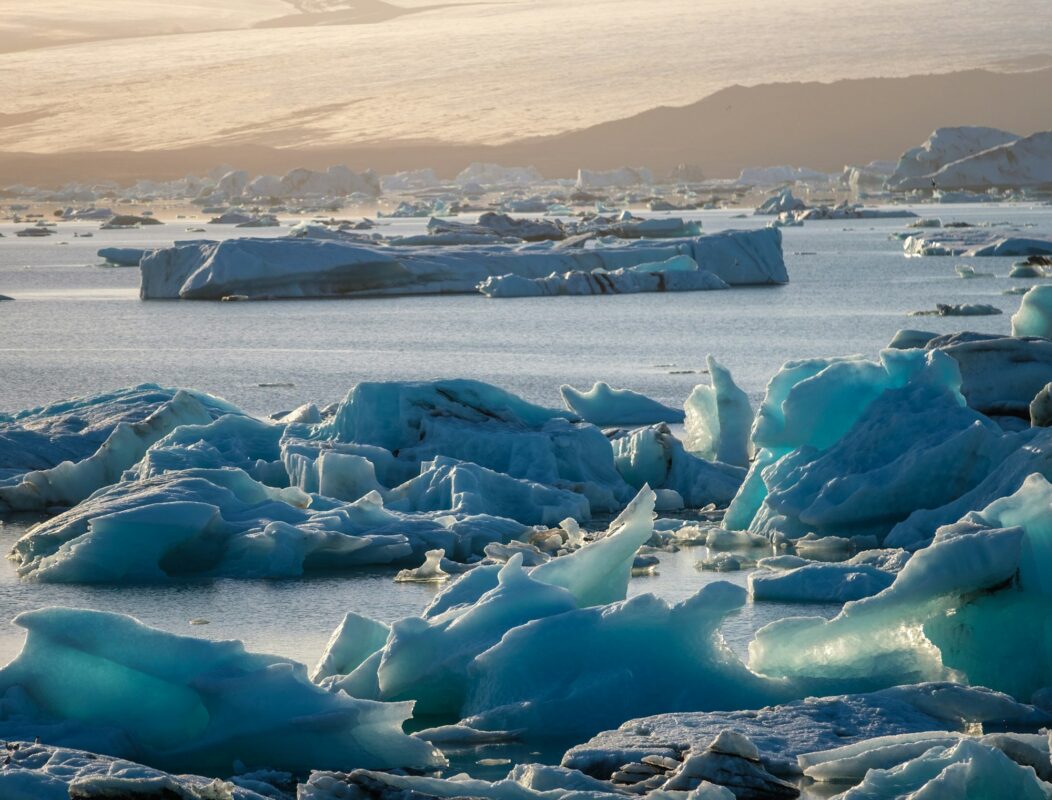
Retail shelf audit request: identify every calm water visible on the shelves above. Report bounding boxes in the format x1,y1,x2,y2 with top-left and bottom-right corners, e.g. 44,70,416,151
0,204,1046,669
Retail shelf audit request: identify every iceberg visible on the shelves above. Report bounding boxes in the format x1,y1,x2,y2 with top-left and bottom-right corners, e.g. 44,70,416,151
749,562,895,603
317,379,633,513
922,333,1052,419
0,608,444,775
904,230,1052,258
559,382,685,426
721,348,1038,543
97,247,147,266
299,767,629,800
816,738,1052,799
750,474,1052,702
562,682,1048,779
895,130,1052,192
461,582,782,740
612,424,745,508
139,229,788,300
755,189,807,216
909,302,1002,317
683,356,754,468
0,391,214,512
9,467,533,582
384,456,592,526
1013,286,1052,339
327,488,657,718
0,742,279,800
575,167,653,189
887,127,1020,190
455,163,543,187
0,384,237,483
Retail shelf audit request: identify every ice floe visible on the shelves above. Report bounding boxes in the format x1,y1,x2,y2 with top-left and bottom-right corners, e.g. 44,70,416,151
139,228,787,300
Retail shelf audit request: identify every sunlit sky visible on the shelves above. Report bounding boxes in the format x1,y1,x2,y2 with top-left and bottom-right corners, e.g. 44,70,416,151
2,0,1051,152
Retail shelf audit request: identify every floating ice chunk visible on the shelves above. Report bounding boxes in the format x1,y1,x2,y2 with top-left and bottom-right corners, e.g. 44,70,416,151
11,467,528,582
612,424,744,508
311,612,390,683
140,229,786,300
460,582,781,740
386,456,592,525
560,382,685,426
749,563,895,603
799,731,965,782
921,333,1052,419
750,349,962,454
745,381,1008,542
562,683,1050,779
661,735,797,798
825,738,1052,800
333,488,656,713
0,742,276,800
905,231,1052,258
910,302,1002,317
955,264,995,279
0,391,214,512
526,485,655,608
798,730,1052,784
97,247,147,266
130,412,287,486
1013,286,1052,339
749,491,1039,691
0,608,444,775
318,379,632,513
0,384,238,484
884,426,1052,550
755,189,808,216
654,488,685,511
279,402,322,424
394,549,450,583
887,329,938,350
361,554,580,715
300,767,628,800
683,356,754,468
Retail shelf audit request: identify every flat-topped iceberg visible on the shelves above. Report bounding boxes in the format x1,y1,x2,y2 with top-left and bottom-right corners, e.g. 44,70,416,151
904,230,1052,257
139,228,787,300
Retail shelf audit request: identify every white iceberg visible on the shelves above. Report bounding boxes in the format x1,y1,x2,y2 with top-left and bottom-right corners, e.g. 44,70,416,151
559,382,685,426
895,130,1052,192
887,127,1020,190
139,229,788,300
683,356,754,468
